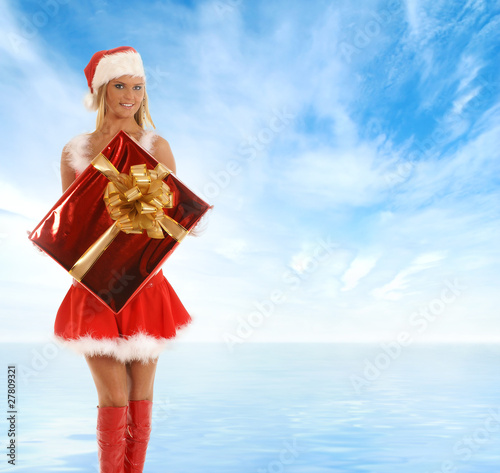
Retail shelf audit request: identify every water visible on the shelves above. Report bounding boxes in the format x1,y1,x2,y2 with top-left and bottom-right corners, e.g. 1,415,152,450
1,342,500,472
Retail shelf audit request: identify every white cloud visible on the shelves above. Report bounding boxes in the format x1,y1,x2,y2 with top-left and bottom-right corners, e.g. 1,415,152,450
281,143,395,208
214,237,248,262
404,0,421,37
0,0,499,344
456,56,482,93
341,254,380,292
371,251,447,300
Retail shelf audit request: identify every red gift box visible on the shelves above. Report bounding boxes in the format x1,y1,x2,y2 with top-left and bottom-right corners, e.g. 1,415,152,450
29,130,211,313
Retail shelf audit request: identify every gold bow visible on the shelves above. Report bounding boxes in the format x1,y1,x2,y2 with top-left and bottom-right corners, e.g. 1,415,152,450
69,153,188,281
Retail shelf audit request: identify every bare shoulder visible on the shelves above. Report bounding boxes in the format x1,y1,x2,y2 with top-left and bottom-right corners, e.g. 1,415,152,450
152,135,177,174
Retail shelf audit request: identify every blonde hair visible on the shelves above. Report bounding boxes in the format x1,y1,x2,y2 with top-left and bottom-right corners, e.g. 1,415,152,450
94,83,155,130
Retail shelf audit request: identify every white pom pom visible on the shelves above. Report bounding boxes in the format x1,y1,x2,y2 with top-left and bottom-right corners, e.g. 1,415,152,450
83,92,98,111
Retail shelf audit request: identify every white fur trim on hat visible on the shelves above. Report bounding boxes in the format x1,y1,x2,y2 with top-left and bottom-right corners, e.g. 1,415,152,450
84,50,145,111
83,92,97,111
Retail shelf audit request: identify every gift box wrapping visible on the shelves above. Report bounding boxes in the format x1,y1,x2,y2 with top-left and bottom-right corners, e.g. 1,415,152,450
29,130,211,313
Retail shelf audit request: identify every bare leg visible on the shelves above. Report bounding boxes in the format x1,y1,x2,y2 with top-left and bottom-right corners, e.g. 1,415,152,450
85,355,128,407
85,355,129,472
84,355,157,404
126,358,158,401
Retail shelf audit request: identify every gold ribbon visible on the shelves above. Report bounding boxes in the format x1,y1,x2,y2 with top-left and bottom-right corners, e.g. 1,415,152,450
69,153,188,281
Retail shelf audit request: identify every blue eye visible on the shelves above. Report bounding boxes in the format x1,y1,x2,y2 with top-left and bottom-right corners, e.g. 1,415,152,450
113,83,143,90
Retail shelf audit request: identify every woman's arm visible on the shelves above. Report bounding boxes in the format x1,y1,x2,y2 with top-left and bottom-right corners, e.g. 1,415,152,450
152,136,177,174
61,148,75,192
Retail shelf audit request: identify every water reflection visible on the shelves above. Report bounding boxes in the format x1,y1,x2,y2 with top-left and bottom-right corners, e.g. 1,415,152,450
2,342,500,472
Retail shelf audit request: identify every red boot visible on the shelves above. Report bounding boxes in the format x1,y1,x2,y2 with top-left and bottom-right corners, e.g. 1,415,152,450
96,405,128,473
124,400,153,473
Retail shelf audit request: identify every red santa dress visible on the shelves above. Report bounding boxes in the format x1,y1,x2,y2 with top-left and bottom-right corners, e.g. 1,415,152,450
53,131,192,363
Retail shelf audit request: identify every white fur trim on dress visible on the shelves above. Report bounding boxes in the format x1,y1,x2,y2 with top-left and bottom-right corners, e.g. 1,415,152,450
53,325,194,364
64,133,92,174
138,130,158,154
84,50,145,111
64,131,158,174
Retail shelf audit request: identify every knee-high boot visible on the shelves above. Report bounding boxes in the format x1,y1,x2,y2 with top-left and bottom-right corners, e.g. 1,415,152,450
96,405,128,473
124,400,153,473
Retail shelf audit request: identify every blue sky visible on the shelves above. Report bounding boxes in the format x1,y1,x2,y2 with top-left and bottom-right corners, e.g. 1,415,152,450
0,0,499,345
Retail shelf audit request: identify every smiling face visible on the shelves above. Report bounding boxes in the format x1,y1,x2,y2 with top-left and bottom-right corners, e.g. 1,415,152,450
105,75,145,119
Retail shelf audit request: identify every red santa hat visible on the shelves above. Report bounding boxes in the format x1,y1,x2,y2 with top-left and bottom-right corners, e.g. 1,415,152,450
83,46,145,111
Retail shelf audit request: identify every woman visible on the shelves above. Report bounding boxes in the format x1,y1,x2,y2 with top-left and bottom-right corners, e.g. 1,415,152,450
54,46,191,473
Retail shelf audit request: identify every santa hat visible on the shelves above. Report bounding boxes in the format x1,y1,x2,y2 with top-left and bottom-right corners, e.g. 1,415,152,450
83,46,145,111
